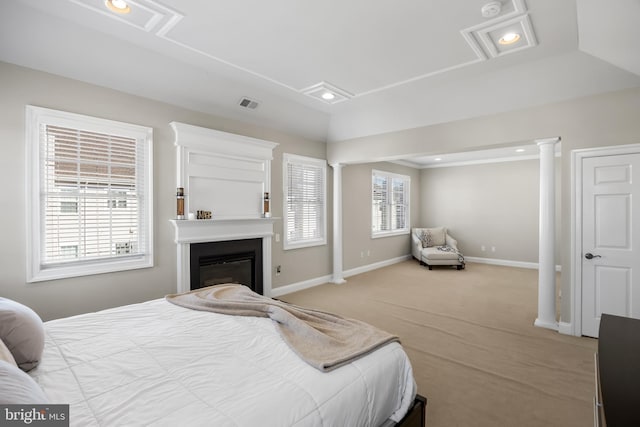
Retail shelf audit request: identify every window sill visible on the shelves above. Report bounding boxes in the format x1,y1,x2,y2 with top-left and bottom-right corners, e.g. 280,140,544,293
371,230,410,239
27,255,153,283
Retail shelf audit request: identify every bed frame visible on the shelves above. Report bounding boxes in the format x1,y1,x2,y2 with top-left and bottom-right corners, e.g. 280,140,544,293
396,394,426,427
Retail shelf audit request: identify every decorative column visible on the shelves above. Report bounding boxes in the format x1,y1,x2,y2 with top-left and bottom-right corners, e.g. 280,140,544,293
331,163,346,284
535,137,560,330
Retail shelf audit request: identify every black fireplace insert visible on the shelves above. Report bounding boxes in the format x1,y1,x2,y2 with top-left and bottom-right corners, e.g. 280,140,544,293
189,238,263,295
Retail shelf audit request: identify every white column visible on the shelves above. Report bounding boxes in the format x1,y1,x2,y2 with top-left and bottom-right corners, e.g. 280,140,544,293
331,163,346,284
535,137,560,330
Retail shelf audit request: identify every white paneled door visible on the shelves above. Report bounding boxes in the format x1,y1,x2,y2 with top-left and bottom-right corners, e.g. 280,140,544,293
581,154,640,337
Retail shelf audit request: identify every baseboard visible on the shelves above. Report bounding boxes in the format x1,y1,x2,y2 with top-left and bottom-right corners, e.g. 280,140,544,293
465,256,562,272
270,274,333,298
558,321,575,336
271,255,411,297
343,255,412,278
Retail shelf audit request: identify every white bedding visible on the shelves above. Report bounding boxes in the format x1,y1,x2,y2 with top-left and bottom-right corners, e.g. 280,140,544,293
29,298,416,426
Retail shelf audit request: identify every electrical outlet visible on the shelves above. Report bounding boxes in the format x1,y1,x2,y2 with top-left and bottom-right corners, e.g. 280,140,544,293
276,265,281,276
367,250,370,256
491,246,496,252
275,233,280,242
360,251,364,258
481,245,486,251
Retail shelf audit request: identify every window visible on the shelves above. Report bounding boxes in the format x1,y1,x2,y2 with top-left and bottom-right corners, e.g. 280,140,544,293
283,154,326,250
26,106,153,282
372,170,410,237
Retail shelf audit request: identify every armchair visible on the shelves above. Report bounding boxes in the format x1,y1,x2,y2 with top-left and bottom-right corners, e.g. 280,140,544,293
411,227,464,270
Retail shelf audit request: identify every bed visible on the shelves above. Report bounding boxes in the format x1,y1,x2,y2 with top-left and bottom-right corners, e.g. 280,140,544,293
18,293,425,426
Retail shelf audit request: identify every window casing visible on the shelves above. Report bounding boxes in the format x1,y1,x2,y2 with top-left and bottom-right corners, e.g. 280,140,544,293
26,106,153,282
283,154,327,250
372,170,410,238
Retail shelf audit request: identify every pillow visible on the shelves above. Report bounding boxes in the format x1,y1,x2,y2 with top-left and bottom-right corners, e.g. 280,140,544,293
0,298,45,371
420,227,446,247
0,360,49,404
0,339,17,367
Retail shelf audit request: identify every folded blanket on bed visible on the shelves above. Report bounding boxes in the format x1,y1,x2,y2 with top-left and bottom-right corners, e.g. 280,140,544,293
166,284,399,372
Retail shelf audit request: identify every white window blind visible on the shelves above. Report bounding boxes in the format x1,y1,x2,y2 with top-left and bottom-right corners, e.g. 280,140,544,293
372,170,410,237
283,154,326,250
26,106,153,282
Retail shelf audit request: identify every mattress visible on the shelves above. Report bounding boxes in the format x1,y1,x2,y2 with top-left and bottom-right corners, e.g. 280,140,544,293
29,298,416,426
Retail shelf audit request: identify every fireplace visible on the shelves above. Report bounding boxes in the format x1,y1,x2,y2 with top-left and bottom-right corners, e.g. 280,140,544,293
190,238,263,294
170,122,277,296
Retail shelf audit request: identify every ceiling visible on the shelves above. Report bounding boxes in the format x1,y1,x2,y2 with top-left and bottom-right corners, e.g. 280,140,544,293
1,0,639,166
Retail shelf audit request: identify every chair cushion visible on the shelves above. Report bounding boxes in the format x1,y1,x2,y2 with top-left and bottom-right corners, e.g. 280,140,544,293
422,247,460,260
420,227,446,247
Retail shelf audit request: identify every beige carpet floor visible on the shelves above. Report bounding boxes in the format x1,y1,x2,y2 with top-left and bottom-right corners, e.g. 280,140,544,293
281,260,597,427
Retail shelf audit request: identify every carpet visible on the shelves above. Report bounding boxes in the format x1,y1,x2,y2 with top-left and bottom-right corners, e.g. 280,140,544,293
281,261,596,427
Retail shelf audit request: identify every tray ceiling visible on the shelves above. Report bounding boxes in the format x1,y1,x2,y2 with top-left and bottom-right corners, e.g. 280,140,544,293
1,0,639,147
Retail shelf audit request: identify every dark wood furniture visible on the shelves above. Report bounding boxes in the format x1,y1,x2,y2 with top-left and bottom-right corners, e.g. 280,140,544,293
596,314,640,426
396,394,427,427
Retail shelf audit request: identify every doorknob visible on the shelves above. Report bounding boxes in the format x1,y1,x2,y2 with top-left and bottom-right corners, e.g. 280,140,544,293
585,253,601,260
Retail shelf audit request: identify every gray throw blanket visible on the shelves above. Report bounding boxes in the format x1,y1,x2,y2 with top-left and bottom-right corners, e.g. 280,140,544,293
166,284,399,372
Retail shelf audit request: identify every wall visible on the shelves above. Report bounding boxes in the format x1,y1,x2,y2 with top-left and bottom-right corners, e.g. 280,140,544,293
0,61,330,321
420,158,561,265
328,86,640,326
341,162,420,270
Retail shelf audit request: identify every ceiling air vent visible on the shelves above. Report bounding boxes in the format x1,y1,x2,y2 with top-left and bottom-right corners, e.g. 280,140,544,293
238,97,259,109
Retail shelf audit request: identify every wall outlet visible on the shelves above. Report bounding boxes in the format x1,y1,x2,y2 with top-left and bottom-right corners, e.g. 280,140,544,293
276,265,281,276
481,245,486,251
275,233,280,242
367,250,371,256
491,246,496,252
360,251,364,258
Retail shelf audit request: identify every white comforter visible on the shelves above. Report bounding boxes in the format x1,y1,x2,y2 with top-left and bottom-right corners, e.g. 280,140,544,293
30,299,416,426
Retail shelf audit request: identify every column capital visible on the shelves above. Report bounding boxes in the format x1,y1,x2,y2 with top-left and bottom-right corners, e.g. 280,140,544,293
536,137,561,147
329,163,344,169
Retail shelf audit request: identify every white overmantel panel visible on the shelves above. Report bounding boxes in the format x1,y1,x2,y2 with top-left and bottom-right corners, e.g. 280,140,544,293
170,122,279,219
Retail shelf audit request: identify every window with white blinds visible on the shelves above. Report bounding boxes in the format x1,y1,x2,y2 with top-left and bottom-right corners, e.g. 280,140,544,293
372,170,410,237
26,106,153,282
283,154,327,250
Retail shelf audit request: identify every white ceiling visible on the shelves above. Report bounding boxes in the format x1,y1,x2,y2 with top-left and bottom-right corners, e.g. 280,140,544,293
1,0,639,165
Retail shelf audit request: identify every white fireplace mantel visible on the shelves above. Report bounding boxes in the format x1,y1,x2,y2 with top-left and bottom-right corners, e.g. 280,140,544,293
170,122,279,296
170,218,277,296
170,218,277,244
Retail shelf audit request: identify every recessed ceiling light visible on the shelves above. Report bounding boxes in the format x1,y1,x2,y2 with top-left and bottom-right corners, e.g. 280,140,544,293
515,148,526,153
301,82,353,104
105,0,131,14
321,92,335,101
434,158,442,161
499,32,521,45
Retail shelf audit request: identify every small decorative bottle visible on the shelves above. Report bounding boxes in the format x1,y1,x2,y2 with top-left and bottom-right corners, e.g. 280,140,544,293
263,192,270,218
176,187,185,219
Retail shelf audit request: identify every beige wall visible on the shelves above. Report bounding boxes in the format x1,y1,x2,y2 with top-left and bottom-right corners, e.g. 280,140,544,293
341,162,420,270
420,159,561,264
0,61,330,320
329,87,640,325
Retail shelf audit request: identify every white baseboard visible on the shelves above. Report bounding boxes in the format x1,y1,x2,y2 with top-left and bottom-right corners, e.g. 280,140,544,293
558,321,575,336
271,255,411,297
270,274,333,298
465,256,562,272
343,255,412,278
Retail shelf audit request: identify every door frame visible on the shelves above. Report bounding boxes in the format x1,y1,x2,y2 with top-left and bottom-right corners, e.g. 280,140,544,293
571,143,640,336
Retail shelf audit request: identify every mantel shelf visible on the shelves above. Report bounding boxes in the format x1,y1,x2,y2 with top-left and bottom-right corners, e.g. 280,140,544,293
169,218,279,244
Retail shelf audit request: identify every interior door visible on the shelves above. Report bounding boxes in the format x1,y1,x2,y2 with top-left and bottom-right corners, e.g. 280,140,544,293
581,153,640,337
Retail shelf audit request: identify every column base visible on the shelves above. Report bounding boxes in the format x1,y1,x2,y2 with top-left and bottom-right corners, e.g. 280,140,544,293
332,278,347,285
534,318,559,331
